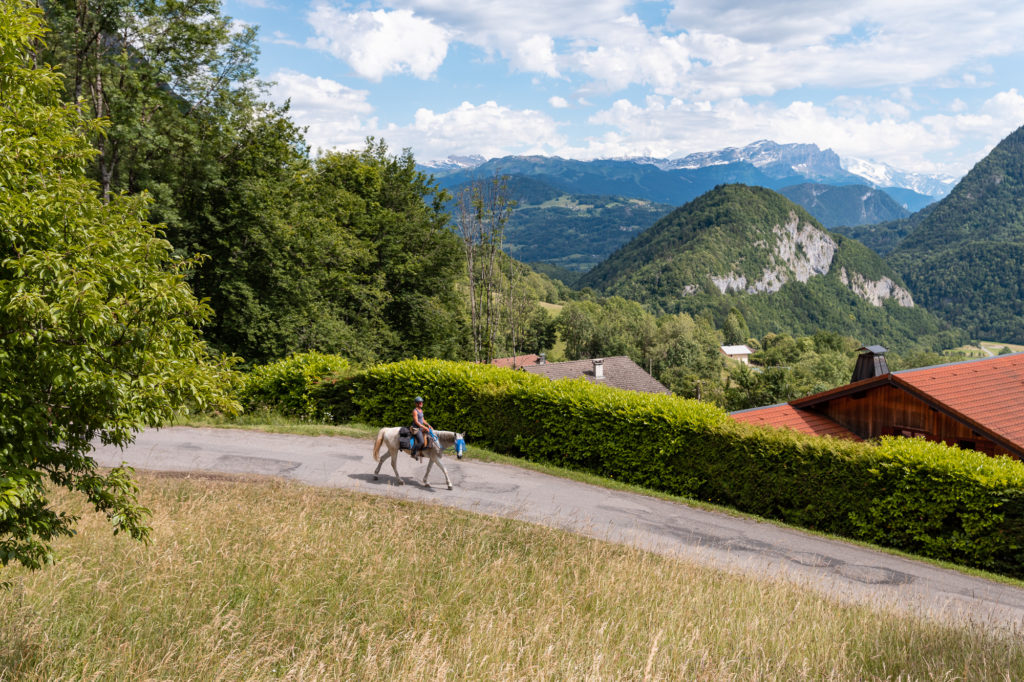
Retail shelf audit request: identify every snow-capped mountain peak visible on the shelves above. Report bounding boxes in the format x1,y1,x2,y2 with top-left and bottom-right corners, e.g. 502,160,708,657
840,157,956,198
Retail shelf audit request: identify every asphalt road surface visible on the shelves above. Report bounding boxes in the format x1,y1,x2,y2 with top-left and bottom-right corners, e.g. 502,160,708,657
92,426,1024,630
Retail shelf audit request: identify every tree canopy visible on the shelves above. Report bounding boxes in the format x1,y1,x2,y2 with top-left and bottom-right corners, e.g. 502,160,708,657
0,0,233,572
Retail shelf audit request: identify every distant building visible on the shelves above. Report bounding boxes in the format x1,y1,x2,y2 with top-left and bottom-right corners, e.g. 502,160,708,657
491,354,543,369
730,347,1024,459
720,344,754,365
521,356,671,395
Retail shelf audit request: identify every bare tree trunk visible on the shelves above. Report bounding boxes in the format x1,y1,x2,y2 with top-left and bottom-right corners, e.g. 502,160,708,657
454,174,514,364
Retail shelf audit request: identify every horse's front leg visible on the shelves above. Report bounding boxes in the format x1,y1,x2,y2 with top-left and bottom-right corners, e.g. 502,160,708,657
422,455,434,488
425,454,452,490
437,457,452,490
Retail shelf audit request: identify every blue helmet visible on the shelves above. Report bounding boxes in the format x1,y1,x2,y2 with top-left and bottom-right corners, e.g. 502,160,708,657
414,396,424,403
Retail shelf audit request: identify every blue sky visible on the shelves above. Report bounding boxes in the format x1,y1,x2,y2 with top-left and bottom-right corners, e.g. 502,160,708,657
226,0,1024,178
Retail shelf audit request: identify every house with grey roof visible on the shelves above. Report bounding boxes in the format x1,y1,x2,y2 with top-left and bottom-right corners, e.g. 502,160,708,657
520,356,671,395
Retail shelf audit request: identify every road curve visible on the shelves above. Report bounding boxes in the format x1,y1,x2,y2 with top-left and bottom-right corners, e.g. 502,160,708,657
92,426,1024,630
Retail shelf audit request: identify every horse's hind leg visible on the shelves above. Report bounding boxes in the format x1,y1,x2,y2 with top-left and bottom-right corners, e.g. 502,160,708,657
389,449,403,485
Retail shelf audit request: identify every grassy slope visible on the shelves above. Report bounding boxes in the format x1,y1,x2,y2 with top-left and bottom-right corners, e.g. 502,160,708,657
2,474,1022,680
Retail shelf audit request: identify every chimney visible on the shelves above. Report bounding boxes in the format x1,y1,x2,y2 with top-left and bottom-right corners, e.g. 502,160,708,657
538,353,546,365
593,358,604,379
851,345,889,383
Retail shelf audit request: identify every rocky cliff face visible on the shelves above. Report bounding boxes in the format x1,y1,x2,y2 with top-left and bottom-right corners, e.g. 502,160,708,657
840,268,914,307
705,211,911,308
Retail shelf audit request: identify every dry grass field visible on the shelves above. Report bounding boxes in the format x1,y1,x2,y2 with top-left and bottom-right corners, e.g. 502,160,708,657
2,474,1022,681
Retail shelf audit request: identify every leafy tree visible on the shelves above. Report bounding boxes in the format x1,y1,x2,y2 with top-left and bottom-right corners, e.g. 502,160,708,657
1,1,233,572
722,307,750,345
311,142,468,362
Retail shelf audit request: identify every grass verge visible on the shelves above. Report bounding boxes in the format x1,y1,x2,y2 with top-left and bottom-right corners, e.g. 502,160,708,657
2,474,1022,680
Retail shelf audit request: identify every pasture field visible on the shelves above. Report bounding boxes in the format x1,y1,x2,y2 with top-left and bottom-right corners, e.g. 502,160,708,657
2,475,1022,681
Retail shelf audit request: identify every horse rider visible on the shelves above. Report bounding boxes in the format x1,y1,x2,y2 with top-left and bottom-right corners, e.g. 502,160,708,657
411,396,433,460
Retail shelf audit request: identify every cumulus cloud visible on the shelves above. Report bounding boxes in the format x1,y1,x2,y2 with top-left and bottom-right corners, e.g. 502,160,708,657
514,35,560,77
269,69,376,152
306,5,450,81
390,101,566,160
549,96,569,108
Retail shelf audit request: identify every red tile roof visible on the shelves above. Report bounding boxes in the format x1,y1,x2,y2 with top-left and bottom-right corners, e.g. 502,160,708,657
893,352,1024,453
490,354,541,368
730,403,861,440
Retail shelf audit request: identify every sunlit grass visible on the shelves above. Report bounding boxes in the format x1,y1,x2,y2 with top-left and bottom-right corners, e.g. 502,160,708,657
173,412,1024,590
2,475,1022,680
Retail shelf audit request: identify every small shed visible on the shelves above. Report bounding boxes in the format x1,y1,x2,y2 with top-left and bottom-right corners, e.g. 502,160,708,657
720,344,754,365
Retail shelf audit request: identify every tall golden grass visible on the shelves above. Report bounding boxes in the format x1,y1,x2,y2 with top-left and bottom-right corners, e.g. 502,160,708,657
2,474,1021,681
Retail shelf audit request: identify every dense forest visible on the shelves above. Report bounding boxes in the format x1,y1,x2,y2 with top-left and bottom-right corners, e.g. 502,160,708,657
887,125,1024,342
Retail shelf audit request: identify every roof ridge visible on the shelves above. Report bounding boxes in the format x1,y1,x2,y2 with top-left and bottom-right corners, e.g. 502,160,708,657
893,350,1024,376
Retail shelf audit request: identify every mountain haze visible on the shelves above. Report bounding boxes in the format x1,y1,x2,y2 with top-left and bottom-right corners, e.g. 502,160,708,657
580,185,960,349
779,183,910,228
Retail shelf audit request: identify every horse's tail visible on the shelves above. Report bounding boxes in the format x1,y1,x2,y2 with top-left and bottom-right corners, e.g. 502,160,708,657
372,429,384,462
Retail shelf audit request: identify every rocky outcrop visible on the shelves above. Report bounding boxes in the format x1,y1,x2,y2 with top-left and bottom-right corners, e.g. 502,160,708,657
710,213,837,295
840,268,914,307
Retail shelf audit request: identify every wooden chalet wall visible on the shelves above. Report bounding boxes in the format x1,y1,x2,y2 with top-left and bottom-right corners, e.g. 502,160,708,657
810,384,1012,458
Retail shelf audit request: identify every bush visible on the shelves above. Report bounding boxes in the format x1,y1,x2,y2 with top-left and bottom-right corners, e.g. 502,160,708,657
240,352,353,420
311,358,1024,577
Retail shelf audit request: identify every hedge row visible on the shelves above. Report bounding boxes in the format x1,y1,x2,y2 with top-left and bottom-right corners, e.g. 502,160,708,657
238,352,353,420
302,359,1024,576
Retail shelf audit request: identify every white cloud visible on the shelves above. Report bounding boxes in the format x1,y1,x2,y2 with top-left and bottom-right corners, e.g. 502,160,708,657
269,69,376,152
549,96,569,108
389,101,566,160
306,5,450,81
514,35,560,77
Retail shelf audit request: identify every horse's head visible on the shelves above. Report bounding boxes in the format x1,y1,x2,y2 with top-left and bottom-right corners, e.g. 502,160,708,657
454,433,466,459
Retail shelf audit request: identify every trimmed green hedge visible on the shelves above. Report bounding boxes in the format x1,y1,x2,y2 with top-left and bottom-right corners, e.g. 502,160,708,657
308,358,1024,577
238,352,353,420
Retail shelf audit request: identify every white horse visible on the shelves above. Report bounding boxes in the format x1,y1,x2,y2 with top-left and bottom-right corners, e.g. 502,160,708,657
372,428,466,489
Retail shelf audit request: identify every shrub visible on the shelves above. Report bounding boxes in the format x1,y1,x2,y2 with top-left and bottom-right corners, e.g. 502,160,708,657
240,352,353,420
312,358,1024,577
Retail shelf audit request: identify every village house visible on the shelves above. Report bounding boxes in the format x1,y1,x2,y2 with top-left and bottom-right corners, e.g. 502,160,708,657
720,344,754,365
730,347,1024,459
491,354,671,395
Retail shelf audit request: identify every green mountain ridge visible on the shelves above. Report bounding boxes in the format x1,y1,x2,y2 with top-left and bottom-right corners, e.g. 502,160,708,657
579,185,963,350
888,124,1024,342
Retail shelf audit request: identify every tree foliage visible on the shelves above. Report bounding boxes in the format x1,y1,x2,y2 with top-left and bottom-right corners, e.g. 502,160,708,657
889,125,1024,342
0,1,233,572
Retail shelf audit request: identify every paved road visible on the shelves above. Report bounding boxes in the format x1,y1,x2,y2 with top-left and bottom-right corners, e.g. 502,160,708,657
93,426,1024,629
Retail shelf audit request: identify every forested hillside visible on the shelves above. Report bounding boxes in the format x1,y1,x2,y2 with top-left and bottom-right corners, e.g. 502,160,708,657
580,185,964,350
888,125,1024,342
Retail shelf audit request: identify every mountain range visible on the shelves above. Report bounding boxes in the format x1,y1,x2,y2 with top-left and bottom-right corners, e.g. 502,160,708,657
423,140,955,210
